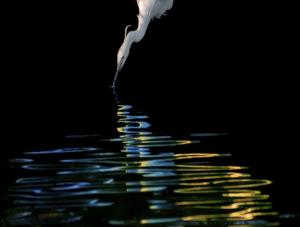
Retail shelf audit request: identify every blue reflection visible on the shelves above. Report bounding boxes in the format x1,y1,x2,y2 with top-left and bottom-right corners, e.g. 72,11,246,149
2,101,279,226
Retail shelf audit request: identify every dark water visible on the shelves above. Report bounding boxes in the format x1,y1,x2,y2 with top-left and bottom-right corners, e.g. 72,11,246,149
2,97,298,227
1,2,299,226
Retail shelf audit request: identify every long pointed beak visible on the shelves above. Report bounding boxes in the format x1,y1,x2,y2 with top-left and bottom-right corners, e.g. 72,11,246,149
112,58,125,88
112,67,120,88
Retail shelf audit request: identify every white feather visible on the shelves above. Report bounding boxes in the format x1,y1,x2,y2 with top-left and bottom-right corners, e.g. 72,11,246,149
113,0,173,87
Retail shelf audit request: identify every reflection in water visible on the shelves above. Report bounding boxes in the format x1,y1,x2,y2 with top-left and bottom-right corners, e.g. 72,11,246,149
1,103,279,226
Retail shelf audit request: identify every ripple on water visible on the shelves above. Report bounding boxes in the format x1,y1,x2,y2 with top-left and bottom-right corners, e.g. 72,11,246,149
1,104,279,226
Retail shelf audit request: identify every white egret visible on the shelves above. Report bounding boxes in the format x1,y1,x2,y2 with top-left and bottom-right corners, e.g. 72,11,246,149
112,0,174,87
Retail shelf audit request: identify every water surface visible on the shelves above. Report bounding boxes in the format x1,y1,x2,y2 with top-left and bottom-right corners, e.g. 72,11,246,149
0,102,282,226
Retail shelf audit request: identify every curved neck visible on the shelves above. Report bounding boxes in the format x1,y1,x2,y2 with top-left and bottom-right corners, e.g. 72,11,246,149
123,16,150,51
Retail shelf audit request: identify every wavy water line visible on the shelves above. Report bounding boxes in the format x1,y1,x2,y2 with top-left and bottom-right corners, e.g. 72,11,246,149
2,104,278,226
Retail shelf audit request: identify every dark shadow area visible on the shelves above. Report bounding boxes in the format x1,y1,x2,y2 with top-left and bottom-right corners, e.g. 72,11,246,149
1,1,299,225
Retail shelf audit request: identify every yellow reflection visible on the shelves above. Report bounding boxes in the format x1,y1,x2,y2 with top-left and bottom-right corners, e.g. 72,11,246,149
176,165,247,171
115,104,277,225
116,104,194,150
175,153,228,159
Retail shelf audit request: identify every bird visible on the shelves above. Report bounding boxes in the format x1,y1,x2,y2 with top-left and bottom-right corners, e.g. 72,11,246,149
112,0,174,88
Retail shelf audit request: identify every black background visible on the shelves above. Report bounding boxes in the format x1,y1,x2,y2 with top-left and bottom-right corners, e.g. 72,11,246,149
1,0,299,215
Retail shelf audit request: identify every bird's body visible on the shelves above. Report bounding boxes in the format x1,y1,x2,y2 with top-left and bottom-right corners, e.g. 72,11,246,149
112,0,173,87
137,0,173,19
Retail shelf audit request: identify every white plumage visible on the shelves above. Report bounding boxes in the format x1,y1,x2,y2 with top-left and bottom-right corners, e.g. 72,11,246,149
113,0,173,87
137,0,173,19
